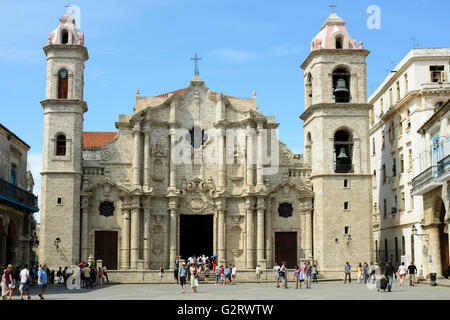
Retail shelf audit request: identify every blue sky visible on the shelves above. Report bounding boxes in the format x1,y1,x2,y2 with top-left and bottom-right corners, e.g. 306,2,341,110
0,0,449,219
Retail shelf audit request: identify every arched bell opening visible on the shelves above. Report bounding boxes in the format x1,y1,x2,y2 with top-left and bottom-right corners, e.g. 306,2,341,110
334,130,353,173
332,68,350,103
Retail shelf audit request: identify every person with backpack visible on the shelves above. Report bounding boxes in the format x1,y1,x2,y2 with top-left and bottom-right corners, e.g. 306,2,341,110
273,262,281,288
385,260,395,292
178,262,188,293
279,262,288,289
215,264,221,285
305,262,312,289
19,264,31,300
312,264,318,283
363,262,370,284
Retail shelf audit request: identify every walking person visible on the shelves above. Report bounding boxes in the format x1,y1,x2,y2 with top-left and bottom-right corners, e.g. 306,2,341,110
344,262,351,284
37,264,47,300
3,264,14,300
220,264,225,285
224,265,230,285
178,262,188,293
357,263,363,283
231,265,237,284
159,264,164,282
204,263,210,284
397,262,407,287
305,262,312,289
273,262,281,288
215,264,221,285
14,266,21,295
189,262,199,293
408,262,417,286
294,266,301,289
370,262,377,283
312,264,318,283
256,265,262,283
19,265,31,300
1,268,8,300
57,267,62,285
279,262,288,289
363,263,370,284
174,256,180,284
385,260,395,292
102,265,109,283
83,265,90,288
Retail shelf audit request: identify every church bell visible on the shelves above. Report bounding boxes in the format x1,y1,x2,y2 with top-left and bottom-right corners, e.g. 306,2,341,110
333,78,349,97
337,147,348,159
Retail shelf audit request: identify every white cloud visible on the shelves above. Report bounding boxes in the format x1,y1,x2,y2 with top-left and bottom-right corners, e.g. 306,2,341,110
27,153,42,223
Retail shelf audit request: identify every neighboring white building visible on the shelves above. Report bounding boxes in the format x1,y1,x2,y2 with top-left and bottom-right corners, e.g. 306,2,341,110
369,48,450,274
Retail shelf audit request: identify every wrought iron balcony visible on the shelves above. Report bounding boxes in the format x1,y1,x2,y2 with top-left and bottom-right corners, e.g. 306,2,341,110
437,154,450,177
412,166,435,191
0,177,38,211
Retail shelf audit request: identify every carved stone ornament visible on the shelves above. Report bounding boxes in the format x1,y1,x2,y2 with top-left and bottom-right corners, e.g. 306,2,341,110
282,150,293,162
100,149,113,161
231,249,243,257
180,177,216,214
150,140,167,157
282,184,290,199
278,203,293,218
99,201,115,217
103,183,112,199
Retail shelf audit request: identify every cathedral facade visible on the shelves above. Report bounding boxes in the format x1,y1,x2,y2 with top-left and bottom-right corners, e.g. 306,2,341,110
39,12,372,278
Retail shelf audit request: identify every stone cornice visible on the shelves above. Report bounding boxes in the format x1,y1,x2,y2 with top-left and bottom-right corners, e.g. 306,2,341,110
300,48,370,70
43,44,89,61
300,103,371,121
41,99,88,113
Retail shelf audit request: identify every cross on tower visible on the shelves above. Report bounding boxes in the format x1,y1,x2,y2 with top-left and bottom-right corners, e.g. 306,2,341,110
190,53,202,76
64,0,71,14
329,0,337,13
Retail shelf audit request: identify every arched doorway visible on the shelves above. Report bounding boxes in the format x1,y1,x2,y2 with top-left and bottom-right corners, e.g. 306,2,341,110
6,219,19,266
0,217,6,268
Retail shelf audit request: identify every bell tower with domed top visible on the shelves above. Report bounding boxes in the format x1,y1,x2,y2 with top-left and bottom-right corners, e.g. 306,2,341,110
300,12,373,277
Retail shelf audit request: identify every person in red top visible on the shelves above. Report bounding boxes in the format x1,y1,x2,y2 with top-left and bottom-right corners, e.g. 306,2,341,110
220,265,225,285
3,264,14,300
212,258,216,272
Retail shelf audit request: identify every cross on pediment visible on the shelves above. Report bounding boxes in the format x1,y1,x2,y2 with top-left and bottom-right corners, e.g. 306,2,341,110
190,53,202,76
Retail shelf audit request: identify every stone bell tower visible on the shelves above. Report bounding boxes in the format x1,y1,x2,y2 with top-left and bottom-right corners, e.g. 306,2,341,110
300,13,372,277
39,12,88,268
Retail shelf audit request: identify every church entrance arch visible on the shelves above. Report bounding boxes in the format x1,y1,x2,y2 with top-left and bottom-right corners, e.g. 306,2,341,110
6,219,19,266
435,199,449,276
275,232,297,268
179,214,213,261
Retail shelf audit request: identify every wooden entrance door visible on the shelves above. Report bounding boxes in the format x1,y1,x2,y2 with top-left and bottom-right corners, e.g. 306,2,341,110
95,231,118,270
275,232,297,268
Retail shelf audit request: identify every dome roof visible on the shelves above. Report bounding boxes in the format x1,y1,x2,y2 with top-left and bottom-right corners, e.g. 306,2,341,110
46,13,84,46
311,13,362,51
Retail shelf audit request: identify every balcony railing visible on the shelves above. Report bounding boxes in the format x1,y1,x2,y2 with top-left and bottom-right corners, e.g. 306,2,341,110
0,177,38,209
437,154,450,176
412,166,435,191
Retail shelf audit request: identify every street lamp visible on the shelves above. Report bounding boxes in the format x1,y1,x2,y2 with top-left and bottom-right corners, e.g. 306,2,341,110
411,225,429,244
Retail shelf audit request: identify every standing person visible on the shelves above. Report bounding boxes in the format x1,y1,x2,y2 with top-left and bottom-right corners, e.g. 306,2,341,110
357,263,363,283
189,262,199,293
370,262,377,283
4,264,14,300
408,262,417,286
397,262,407,287
223,265,230,285
1,268,8,300
273,262,281,288
174,256,180,284
312,264,318,283
279,262,288,289
178,262,188,293
159,264,164,282
14,266,21,294
305,262,312,289
293,266,301,289
102,265,109,283
98,267,104,286
385,260,395,292
212,257,217,273
89,266,96,288
83,265,90,288
220,264,225,285
255,265,262,283
50,269,55,285
19,265,31,300
56,267,62,285
215,264,221,285
204,263,210,284
363,263,370,284
37,264,47,300
231,265,237,284
344,262,351,284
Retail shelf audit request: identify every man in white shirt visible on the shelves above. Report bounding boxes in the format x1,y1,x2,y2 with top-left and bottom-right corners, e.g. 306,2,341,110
19,265,31,300
273,262,281,288
231,265,237,284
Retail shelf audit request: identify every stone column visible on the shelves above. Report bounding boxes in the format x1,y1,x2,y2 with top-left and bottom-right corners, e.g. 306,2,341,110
218,209,226,265
143,200,151,269
130,204,140,270
353,138,361,173
143,128,151,191
256,197,265,265
169,198,178,269
169,127,177,189
120,206,130,269
265,207,273,268
81,196,89,262
246,123,255,186
300,202,307,258
305,200,313,260
304,144,312,165
246,198,255,269
217,128,226,189
132,119,142,188
427,224,442,276
256,120,265,188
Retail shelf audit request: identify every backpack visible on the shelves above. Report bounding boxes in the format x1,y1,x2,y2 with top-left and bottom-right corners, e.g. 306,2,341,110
279,266,286,277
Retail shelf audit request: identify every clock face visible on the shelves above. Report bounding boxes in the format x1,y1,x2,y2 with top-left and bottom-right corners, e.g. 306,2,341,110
59,69,68,79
